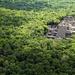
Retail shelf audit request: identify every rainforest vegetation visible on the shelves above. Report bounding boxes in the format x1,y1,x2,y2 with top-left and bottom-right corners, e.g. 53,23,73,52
0,0,75,75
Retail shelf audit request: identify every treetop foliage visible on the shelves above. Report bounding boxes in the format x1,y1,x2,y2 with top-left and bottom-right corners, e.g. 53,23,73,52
0,0,75,75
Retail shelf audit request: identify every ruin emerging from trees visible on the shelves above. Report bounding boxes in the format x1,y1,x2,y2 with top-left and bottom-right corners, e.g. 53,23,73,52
46,16,75,38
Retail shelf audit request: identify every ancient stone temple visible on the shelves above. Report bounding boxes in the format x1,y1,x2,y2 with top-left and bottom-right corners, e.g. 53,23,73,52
46,16,75,38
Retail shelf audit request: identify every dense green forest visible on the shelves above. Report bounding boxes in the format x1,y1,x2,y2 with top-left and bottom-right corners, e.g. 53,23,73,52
0,0,75,75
